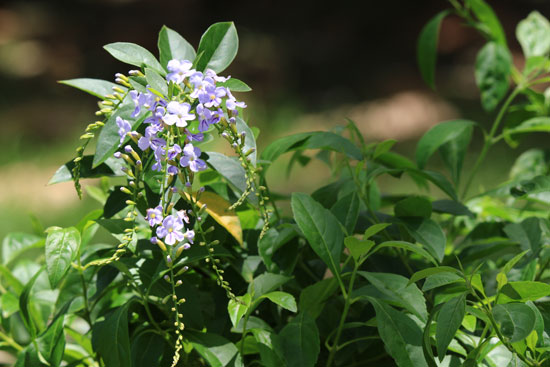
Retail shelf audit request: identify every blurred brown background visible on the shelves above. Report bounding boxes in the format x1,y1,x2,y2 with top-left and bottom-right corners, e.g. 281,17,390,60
0,0,548,237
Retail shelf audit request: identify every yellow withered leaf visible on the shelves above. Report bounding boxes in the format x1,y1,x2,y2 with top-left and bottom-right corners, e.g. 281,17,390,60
186,191,243,246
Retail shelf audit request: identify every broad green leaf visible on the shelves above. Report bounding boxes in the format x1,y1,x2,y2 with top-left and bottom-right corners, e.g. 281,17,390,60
236,117,257,165
92,103,137,167
526,301,544,346
279,313,320,367
502,251,529,275
19,266,44,338
186,331,240,367
431,200,474,217
359,271,427,321
331,192,360,234
364,223,391,239
374,139,397,158
145,67,168,96
422,272,463,291
157,25,196,68
248,273,291,300
103,42,164,75
467,0,507,45
408,266,463,285
417,11,449,89
505,117,550,142
45,227,81,288
516,11,550,58
0,264,24,294
35,314,65,367
439,122,473,184
1,291,19,317
299,278,338,319
368,297,428,367
475,42,511,111
493,303,536,342
49,156,124,185
58,78,122,99
228,294,251,328
291,193,344,276
263,291,297,312
92,303,131,367
258,226,298,272
218,78,252,92
436,293,466,360
405,169,458,201
207,152,247,193
499,281,550,304
503,217,541,253
196,22,239,73
394,196,432,218
131,332,166,367
416,120,475,169
374,241,438,265
344,237,375,262
1,232,42,266
252,329,285,367
401,217,446,262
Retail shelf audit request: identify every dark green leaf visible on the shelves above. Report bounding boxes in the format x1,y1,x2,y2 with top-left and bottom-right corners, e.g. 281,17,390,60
35,314,65,367
467,0,507,45
248,273,291,300
19,266,44,338
416,120,475,169
422,272,463,291
408,266,462,285
291,193,344,276
258,226,298,272
45,227,81,288
331,192,360,234
401,217,446,262
505,117,550,142
439,123,473,184
503,217,541,253
279,313,320,367
493,303,536,342
364,223,391,239
145,67,168,96
131,332,166,367
217,78,252,92
299,278,338,319
158,25,196,68
511,175,550,197
405,169,458,201
395,196,432,218
516,11,550,58
195,22,239,73
417,11,449,89
374,241,438,265
207,152,246,193
252,329,285,367
58,78,122,99
368,297,428,367
499,281,550,304
49,156,124,185
92,303,131,367
436,293,466,360
103,42,164,75
431,200,474,217
475,42,511,111
186,330,239,367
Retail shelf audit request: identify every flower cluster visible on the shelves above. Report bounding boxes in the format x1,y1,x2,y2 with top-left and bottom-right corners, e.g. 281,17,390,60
113,59,247,252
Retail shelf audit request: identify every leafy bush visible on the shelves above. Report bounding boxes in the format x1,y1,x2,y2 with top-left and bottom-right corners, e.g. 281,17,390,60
3,1,550,366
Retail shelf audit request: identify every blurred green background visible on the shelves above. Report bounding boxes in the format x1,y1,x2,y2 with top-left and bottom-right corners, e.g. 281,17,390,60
0,0,549,239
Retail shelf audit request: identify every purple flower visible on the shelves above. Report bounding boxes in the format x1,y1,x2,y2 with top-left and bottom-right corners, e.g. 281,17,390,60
198,84,226,108
189,72,215,99
138,125,165,151
179,143,207,172
205,68,229,83
196,104,221,132
167,144,182,161
226,98,247,113
146,205,163,227
116,117,131,145
184,229,195,244
163,101,195,127
177,209,190,224
167,59,193,84
151,144,166,171
185,128,204,142
156,215,185,246
144,106,166,127
167,164,179,175
130,90,155,118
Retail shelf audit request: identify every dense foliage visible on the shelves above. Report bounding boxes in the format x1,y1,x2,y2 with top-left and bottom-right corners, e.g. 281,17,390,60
3,1,550,366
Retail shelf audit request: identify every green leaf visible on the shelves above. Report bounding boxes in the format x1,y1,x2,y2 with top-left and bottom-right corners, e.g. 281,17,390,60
475,42,512,111
364,223,391,239
195,22,239,73
1,232,42,266
493,303,536,342
144,67,168,96
368,297,428,367
374,139,397,159
291,193,344,276
236,117,257,165
131,332,166,367
258,226,298,273
467,0,507,45
58,78,122,99
439,123,474,184
417,11,449,89
103,42,164,75
92,303,131,367
299,278,338,319
374,241,438,265
157,25,196,68
344,237,375,262
408,266,463,285
422,272,463,291
503,217,541,253
401,217,446,262
228,294,251,328
93,103,144,168
263,291,297,312
252,330,285,367
516,11,550,58
405,169,458,201
45,227,81,288
511,175,550,197
395,196,432,218
359,271,427,321
218,78,252,92
331,192,360,234
35,314,66,367
279,313,320,367
207,152,246,193
19,266,44,338
499,281,550,304
49,156,124,185
431,200,474,217
416,120,475,169
248,273,292,300
436,293,466,361
1,291,19,317
186,330,240,367
505,117,550,142
0,264,24,294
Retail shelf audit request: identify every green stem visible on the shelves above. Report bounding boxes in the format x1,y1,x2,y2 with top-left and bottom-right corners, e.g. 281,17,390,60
461,88,520,199
0,330,22,351
326,261,359,367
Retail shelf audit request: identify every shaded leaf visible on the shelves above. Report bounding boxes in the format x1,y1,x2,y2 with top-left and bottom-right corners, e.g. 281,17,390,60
436,293,466,360
417,11,449,89
92,303,131,367
279,313,319,367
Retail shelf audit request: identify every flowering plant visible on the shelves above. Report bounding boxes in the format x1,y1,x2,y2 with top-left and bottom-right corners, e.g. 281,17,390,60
3,2,550,366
